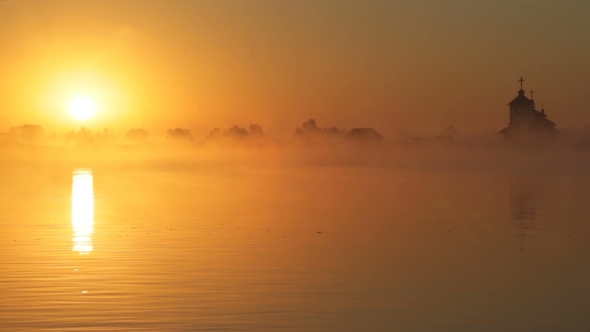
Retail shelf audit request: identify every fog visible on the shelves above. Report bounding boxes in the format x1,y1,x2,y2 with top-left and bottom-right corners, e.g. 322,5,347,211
3,122,590,176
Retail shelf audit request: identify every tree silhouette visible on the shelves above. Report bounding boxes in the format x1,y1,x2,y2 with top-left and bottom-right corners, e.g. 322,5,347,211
126,128,149,141
293,119,345,142
167,128,193,141
9,124,44,142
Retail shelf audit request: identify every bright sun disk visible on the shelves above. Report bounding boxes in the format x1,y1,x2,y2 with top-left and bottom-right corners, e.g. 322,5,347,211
69,97,97,120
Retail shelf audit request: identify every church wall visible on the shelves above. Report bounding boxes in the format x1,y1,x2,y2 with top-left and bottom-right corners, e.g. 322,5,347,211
510,105,535,125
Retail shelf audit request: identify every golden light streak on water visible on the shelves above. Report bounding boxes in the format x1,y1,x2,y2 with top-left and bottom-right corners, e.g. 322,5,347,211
72,169,94,254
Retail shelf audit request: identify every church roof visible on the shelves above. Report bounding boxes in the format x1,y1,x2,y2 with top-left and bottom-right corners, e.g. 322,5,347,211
508,90,533,106
534,112,556,127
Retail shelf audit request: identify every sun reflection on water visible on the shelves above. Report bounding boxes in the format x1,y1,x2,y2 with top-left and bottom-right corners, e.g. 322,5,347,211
72,169,94,254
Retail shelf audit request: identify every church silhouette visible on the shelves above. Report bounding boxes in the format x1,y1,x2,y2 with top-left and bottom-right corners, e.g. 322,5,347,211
498,78,559,143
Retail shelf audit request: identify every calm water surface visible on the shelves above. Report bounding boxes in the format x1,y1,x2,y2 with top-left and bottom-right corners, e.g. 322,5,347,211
1,164,590,331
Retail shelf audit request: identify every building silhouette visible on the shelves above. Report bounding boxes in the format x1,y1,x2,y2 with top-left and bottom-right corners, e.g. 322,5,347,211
343,128,383,145
498,78,559,143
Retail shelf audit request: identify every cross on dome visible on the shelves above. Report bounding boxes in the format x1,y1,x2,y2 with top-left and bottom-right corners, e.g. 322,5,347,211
519,77,525,90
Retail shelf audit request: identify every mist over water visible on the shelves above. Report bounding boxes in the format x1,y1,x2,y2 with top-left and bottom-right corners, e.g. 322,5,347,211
1,137,590,332
3,132,590,174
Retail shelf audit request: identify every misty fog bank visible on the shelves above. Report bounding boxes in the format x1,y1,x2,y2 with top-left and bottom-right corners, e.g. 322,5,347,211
3,120,590,173
2,138,590,175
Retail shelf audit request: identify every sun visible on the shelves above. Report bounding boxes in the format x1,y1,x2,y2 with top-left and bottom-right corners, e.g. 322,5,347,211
69,97,97,120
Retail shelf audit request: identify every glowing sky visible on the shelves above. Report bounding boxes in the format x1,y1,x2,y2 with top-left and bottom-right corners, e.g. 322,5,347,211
1,0,589,136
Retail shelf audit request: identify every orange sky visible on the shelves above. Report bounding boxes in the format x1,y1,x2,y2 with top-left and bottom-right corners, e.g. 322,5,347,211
1,0,589,137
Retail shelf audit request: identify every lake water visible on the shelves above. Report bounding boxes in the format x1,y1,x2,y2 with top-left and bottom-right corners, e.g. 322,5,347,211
2,157,590,331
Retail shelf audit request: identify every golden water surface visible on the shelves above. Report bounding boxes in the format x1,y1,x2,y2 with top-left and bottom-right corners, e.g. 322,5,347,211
1,164,590,331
